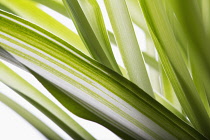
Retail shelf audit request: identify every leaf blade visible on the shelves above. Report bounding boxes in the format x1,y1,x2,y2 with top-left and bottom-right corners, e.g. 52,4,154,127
104,0,154,96
0,61,95,140
0,10,206,139
0,0,89,55
62,0,121,74
0,91,62,140
138,0,210,137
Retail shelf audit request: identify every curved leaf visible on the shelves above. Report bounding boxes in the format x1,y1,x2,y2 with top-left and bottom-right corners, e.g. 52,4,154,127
62,0,121,74
0,61,95,140
104,0,153,96
0,91,62,140
0,0,89,55
138,0,210,138
0,10,206,139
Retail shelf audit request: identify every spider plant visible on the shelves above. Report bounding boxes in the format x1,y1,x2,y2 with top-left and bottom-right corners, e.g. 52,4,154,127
0,0,210,139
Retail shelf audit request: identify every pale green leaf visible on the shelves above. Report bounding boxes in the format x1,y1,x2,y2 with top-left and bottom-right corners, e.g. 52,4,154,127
0,0,89,55
125,0,149,35
0,10,206,139
25,0,158,74
165,0,210,107
0,61,94,140
62,0,121,74
104,0,154,97
163,0,210,116
0,91,62,140
138,0,210,138
160,65,181,112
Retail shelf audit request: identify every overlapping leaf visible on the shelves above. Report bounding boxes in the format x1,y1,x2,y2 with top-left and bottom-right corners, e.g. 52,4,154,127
0,91,62,140
62,0,121,73
0,61,94,140
138,0,210,138
0,10,206,139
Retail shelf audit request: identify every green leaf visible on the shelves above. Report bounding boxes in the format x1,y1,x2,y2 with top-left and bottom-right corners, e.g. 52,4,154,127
0,91,62,140
28,70,134,139
0,61,95,140
154,93,187,123
33,0,68,18
165,0,210,107
104,0,154,97
62,0,121,74
0,10,206,139
0,0,89,55
144,37,161,94
28,0,159,73
97,30,159,72
163,0,210,115
125,0,149,35
0,46,132,139
190,59,210,116
201,0,210,39
138,0,210,138
0,3,15,14
160,65,181,112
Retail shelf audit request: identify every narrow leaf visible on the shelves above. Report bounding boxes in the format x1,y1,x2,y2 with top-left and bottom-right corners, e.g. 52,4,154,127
0,91,62,140
104,0,154,97
166,0,210,107
62,0,121,74
0,10,206,139
138,0,210,137
0,0,89,55
0,61,95,140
